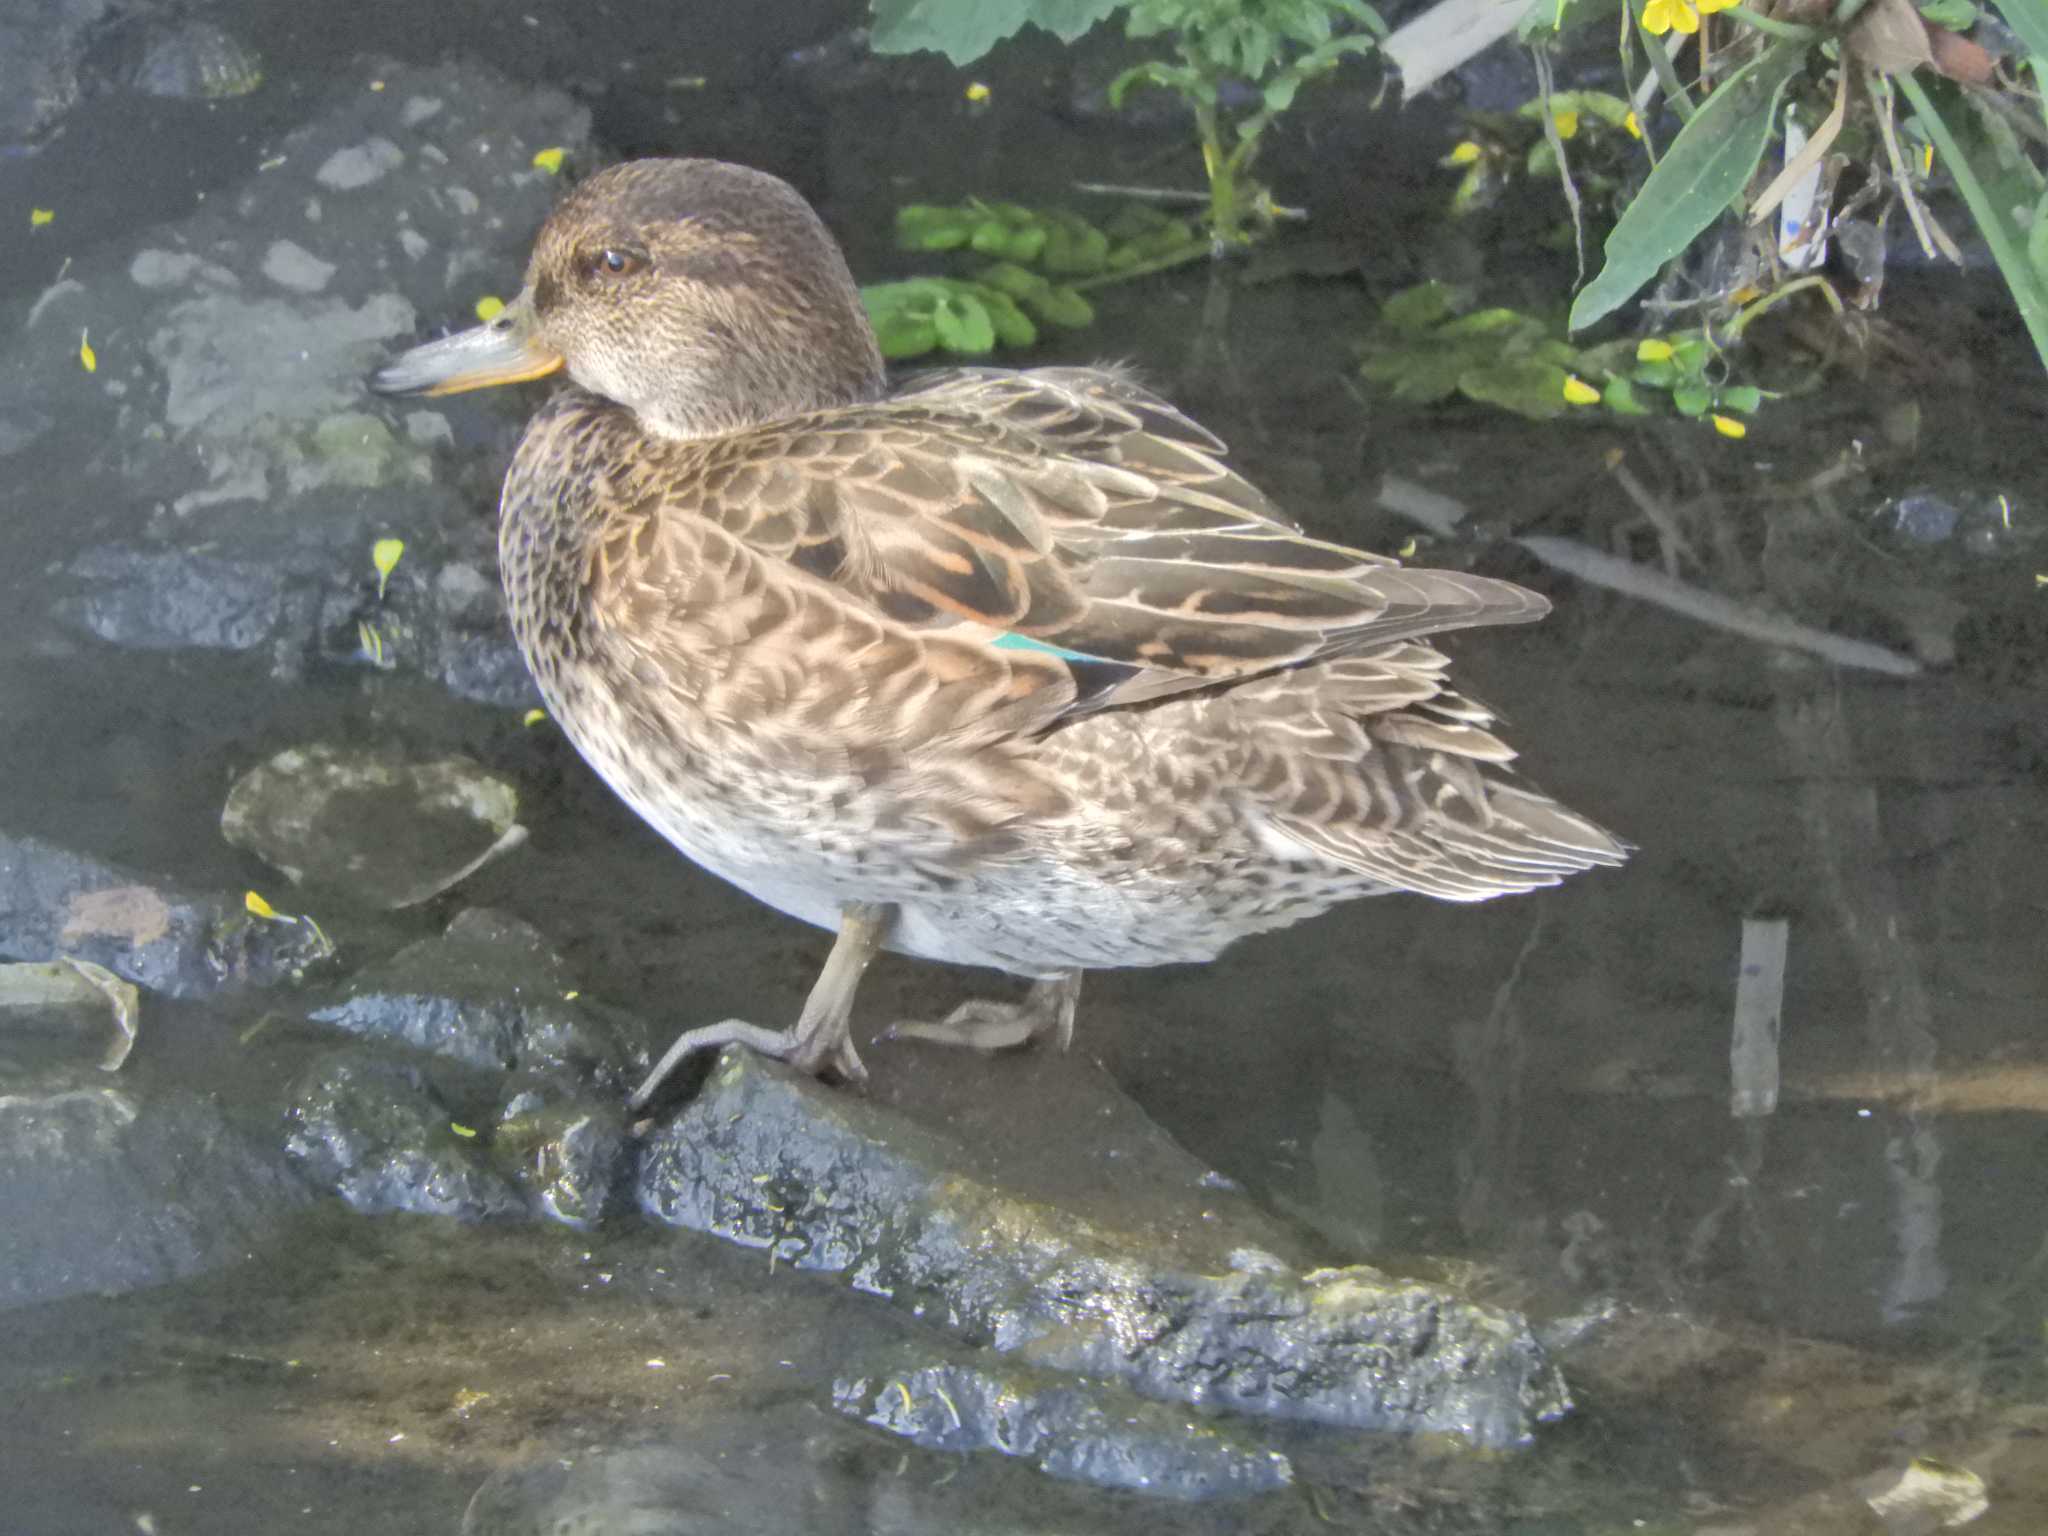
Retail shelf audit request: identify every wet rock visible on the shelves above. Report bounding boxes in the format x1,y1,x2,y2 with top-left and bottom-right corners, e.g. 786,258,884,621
0,1068,309,1309
0,0,116,146
221,743,525,910
490,1086,635,1228
0,829,333,998
307,908,644,1088
11,57,592,708
88,15,263,100
284,1050,524,1222
640,1045,1569,1447
837,1355,1293,1498
0,958,138,1072
57,525,536,710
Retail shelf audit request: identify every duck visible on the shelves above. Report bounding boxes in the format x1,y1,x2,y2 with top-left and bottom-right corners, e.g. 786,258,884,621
372,157,1626,1112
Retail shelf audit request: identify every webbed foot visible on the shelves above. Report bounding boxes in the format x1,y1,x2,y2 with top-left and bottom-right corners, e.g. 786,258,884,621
627,901,893,1113
883,970,1081,1052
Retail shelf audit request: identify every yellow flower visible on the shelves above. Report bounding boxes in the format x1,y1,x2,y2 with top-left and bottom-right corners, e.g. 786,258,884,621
1562,375,1602,406
1710,413,1747,439
1623,110,1642,139
1445,139,1484,166
1640,0,1700,35
1553,109,1580,139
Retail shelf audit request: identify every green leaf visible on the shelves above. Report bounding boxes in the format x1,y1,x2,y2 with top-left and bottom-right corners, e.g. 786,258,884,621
970,218,1015,254
1041,211,1111,274
1002,223,1048,262
1380,280,1461,334
895,204,974,251
966,285,1040,347
869,0,1124,65
1569,39,1808,332
1603,374,1651,414
1717,383,1763,413
975,261,1052,300
1033,284,1096,327
1670,382,1711,416
1987,0,2048,60
1460,358,1575,419
1917,0,1977,26
932,292,997,353
1264,73,1304,114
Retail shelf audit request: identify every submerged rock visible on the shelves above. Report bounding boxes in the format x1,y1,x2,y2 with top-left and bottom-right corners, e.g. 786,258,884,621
307,907,644,1088
837,1354,1293,1499
222,742,525,910
0,829,333,998
489,1085,635,1229
641,1045,1569,1448
284,1050,524,1222
13,57,591,708
0,1069,308,1309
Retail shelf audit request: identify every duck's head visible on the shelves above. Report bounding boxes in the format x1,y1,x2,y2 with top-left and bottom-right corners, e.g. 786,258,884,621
372,158,886,439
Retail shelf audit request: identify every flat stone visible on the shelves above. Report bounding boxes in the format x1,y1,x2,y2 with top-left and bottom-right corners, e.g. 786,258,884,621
639,1045,1569,1447
314,136,404,190
260,237,337,293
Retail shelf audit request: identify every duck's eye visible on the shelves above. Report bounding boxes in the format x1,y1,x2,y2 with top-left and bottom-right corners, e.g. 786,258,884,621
592,247,646,279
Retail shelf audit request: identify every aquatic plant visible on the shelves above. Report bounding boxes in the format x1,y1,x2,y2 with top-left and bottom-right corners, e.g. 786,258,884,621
1524,0,2048,373
861,200,1206,357
1362,281,1766,434
868,0,1385,248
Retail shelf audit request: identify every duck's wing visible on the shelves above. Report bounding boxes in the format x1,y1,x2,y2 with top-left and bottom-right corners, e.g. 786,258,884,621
670,365,1546,711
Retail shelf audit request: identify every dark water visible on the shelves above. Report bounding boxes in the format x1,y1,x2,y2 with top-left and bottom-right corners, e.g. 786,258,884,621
4,1,2046,1532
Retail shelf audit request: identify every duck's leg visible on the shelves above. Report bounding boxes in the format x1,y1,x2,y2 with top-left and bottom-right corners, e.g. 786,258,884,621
627,901,895,1111
884,970,1082,1052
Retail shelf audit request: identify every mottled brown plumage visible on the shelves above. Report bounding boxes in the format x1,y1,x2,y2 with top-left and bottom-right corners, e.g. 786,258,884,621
372,158,1625,1107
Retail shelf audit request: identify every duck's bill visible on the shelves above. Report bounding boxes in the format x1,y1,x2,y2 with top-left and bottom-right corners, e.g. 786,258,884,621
370,305,564,397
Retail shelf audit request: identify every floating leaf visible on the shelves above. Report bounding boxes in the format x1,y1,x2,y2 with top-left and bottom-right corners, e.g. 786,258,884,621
1570,40,1808,332
474,295,505,322
895,204,975,251
372,537,405,598
1710,413,1747,438
245,890,282,920
932,292,996,354
1562,374,1602,404
30,207,54,228
964,80,992,102
78,329,96,373
522,708,547,727
531,146,565,174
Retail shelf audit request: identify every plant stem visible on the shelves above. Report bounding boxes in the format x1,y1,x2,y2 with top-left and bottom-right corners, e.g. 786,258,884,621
1069,244,1211,291
1897,70,2048,371
1724,5,1822,41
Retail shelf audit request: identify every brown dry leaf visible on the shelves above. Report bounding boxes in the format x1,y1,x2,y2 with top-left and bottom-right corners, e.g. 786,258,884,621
1849,0,1935,76
1929,28,1995,84
59,885,172,946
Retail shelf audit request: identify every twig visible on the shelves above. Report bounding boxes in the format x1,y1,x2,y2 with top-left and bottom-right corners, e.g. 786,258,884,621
1749,62,1847,228
1071,181,1307,221
1870,70,1962,265
1731,916,1788,1118
1515,534,1923,675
